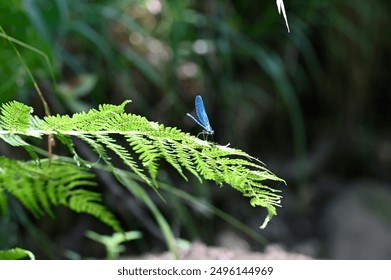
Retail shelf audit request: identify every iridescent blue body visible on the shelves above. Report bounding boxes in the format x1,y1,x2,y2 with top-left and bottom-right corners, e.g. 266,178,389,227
186,95,214,136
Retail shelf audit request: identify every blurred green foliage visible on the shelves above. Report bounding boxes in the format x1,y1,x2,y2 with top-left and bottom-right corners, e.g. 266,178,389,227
1,0,390,259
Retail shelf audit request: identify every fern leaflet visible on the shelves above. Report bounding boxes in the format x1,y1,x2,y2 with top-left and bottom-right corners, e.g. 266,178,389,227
0,157,122,232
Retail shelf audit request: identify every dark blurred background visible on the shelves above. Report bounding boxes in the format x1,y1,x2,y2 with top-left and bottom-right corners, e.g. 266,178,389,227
0,0,390,259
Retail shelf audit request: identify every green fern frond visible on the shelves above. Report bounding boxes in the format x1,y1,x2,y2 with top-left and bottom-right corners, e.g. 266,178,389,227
0,101,33,132
0,100,285,227
0,157,122,232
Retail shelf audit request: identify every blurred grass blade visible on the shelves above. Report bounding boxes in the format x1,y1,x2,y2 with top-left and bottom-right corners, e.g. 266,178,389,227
160,182,269,246
0,27,56,84
115,169,178,259
122,47,164,89
22,0,52,42
69,21,114,63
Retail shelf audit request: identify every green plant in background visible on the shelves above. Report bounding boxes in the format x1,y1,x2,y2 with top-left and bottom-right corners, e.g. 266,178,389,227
85,230,142,260
0,0,292,109
0,247,35,260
